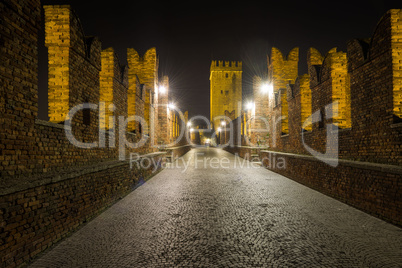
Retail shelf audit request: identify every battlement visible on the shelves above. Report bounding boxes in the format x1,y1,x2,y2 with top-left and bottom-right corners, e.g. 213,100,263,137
210,60,242,71
231,9,402,229
210,59,242,127
127,47,158,133
250,9,402,162
268,47,299,91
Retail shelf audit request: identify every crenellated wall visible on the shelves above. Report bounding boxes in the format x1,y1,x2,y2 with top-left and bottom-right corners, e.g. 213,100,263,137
268,47,299,135
127,48,158,136
157,76,170,145
260,8,402,164
44,6,102,125
228,9,402,227
99,47,129,130
0,2,190,267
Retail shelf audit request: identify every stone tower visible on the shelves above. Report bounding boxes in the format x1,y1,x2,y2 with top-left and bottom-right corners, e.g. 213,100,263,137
210,60,242,129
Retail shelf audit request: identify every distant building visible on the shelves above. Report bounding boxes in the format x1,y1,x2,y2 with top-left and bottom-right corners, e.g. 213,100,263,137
210,60,242,129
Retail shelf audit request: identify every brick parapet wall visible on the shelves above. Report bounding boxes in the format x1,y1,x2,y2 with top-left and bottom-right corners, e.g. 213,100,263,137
0,154,167,267
264,10,402,165
225,9,402,228
0,2,190,266
259,150,402,227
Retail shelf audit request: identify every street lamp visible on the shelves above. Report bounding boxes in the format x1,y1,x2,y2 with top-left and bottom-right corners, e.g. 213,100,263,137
158,86,166,94
246,101,254,110
168,103,176,110
220,121,227,144
261,83,273,94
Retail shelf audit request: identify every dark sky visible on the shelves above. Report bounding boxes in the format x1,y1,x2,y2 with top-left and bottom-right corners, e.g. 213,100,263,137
38,0,401,120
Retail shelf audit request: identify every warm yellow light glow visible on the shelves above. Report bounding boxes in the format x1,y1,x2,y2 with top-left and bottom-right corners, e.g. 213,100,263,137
217,127,222,132
261,83,273,94
168,103,176,110
44,6,71,123
190,128,194,132
246,102,254,110
159,86,166,94
221,121,226,126
187,121,192,127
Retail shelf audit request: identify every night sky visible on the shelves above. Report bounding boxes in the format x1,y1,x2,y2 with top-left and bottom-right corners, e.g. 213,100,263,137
38,0,401,121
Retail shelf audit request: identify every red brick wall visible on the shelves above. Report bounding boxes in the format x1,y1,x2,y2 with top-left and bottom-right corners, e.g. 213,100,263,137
226,10,402,227
259,151,401,226
0,2,189,266
0,158,165,267
0,0,41,178
265,10,402,165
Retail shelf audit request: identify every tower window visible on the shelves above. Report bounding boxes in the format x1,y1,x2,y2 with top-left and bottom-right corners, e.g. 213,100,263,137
225,73,229,78
221,90,223,94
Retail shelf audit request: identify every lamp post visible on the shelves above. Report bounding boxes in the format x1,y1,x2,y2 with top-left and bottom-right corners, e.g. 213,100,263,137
221,121,226,144
217,127,221,145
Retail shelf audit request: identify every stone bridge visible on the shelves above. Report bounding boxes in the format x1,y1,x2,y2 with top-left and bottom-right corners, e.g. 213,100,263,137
0,1,401,267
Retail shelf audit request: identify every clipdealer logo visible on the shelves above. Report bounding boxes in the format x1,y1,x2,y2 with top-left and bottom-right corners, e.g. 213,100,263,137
62,101,340,169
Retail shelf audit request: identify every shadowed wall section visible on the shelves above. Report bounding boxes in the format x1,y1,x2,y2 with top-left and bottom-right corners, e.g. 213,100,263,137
225,10,402,227
0,3,190,267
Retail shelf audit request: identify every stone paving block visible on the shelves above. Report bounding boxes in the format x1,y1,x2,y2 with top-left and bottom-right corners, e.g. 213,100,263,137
29,148,402,267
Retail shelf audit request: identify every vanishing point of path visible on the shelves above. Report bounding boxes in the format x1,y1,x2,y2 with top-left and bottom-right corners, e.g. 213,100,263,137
30,148,401,267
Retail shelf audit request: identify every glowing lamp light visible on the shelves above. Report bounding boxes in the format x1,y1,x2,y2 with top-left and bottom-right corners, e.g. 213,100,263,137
168,103,176,110
261,83,273,94
159,86,166,94
190,128,194,132
246,102,254,110
217,127,222,132
187,121,192,127
221,121,226,126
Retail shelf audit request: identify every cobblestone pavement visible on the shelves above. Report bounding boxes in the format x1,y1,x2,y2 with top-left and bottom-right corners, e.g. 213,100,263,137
30,148,402,267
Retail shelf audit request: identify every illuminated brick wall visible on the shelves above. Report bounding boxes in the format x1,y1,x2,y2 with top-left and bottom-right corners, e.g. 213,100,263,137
127,74,138,132
157,76,170,145
210,60,242,129
126,52,148,133
99,47,129,152
228,9,402,227
1,3,190,266
268,47,299,135
44,6,71,123
127,48,158,135
326,49,351,129
279,88,289,134
44,5,102,128
391,9,402,120
100,48,115,129
299,74,312,131
251,76,270,145
269,47,299,89
344,9,401,163
308,47,324,67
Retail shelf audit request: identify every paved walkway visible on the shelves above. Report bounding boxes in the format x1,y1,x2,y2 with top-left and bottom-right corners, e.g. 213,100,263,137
30,148,401,267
